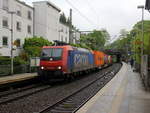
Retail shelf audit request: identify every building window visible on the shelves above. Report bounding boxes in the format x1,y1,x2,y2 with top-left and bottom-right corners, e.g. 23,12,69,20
2,17,8,28
28,11,32,20
2,36,8,46
27,25,31,34
16,5,22,16
3,0,9,11
16,21,21,31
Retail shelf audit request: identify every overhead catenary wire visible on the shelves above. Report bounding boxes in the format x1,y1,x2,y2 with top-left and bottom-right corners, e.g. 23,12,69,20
84,0,100,29
74,0,100,29
65,0,97,27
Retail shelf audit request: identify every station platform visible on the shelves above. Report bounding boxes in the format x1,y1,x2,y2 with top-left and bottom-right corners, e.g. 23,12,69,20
0,73,37,85
77,63,150,113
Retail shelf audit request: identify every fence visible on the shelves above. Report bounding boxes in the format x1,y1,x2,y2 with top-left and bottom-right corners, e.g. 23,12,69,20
0,57,40,77
0,64,37,77
141,55,150,90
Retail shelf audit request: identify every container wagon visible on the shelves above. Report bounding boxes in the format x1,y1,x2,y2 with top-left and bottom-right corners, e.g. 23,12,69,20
93,51,105,69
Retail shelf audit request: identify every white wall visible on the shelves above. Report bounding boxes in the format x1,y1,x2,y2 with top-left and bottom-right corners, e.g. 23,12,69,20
0,0,79,56
33,1,60,42
0,0,34,56
33,2,47,39
0,0,13,56
59,23,69,43
72,31,81,44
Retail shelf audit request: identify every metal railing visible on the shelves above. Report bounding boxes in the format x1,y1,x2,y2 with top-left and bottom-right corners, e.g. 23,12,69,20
0,64,37,77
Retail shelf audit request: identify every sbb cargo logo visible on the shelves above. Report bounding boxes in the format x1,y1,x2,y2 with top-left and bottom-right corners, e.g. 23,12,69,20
74,54,88,67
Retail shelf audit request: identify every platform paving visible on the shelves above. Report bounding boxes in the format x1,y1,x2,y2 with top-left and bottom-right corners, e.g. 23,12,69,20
0,73,37,85
76,63,150,113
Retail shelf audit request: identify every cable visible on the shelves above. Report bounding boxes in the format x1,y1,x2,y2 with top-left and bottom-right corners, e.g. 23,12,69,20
73,0,100,29
85,0,99,24
84,0,100,29
65,0,96,27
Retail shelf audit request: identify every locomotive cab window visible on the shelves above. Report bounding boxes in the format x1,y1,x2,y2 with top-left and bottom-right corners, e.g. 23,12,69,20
41,48,63,61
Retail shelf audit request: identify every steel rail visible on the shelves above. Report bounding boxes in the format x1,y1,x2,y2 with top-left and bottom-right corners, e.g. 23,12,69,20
38,70,113,113
0,85,51,105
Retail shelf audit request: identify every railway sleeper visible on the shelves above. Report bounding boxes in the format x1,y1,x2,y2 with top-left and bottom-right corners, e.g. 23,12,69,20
54,106,76,111
50,109,72,113
58,104,77,108
62,102,77,106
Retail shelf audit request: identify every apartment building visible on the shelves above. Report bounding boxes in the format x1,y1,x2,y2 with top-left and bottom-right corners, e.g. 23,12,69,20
33,1,61,42
0,0,34,56
0,0,80,56
72,30,81,44
59,22,69,43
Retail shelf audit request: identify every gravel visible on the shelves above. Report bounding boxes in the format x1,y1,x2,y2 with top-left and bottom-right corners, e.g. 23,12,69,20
0,63,121,113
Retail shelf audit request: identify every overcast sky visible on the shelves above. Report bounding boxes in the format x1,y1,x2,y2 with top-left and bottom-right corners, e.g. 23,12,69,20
24,0,150,39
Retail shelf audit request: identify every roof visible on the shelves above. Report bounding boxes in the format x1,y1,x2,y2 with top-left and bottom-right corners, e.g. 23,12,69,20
33,1,61,12
43,45,73,50
16,0,33,9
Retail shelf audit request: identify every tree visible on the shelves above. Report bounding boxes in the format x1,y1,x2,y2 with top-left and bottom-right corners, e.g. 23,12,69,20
105,29,132,59
80,30,110,50
66,18,71,26
107,20,150,64
59,13,67,24
119,29,128,39
101,29,110,41
23,36,52,58
131,20,150,63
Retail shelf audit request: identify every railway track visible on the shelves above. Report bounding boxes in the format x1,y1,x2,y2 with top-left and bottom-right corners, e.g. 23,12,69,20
0,84,51,105
0,63,122,113
38,64,121,113
0,83,43,98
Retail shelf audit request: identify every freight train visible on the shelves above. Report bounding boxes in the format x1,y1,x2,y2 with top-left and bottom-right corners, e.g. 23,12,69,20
38,45,112,79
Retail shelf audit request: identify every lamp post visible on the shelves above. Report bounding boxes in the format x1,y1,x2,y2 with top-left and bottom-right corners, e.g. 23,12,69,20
137,5,144,73
137,5,144,59
69,9,72,44
8,11,16,75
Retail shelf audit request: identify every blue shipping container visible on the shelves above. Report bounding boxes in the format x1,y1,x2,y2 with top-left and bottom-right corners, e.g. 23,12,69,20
68,50,94,72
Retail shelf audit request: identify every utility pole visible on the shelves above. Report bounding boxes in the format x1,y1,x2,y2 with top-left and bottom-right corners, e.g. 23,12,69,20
141,7,144,57
8,11,16,75
11,12,14,75
69,9,72,44
137,5,144,57
137,5,144,73
134,36,136,60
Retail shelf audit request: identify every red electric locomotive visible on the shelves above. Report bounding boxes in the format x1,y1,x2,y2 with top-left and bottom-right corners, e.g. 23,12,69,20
38,45,73,78
38,43,113,80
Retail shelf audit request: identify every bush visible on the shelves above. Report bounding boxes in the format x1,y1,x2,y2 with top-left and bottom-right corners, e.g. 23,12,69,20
0,56,27,65
24,36,52,47
14,57,27,65
0,57,10,65
23,36,53,57
19,51,29,61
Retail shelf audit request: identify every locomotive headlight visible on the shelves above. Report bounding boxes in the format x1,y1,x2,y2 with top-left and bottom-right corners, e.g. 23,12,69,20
58,66,62,69
41,66,44,70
